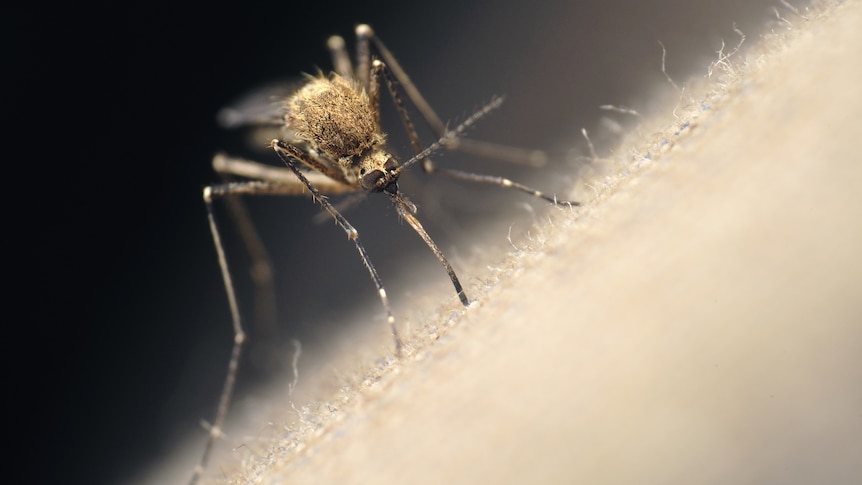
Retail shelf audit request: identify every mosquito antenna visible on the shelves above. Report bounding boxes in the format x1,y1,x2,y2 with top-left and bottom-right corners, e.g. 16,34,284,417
392,96,505,176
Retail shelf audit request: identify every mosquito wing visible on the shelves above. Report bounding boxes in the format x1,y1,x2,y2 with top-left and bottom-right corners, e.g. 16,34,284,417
216,80,304,129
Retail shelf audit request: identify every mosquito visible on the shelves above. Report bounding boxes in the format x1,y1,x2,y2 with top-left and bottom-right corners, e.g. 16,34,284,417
192,24,578,484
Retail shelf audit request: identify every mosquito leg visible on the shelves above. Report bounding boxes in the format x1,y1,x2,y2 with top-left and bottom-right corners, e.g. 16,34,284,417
373,73,577,207
376,59,423,156
270,140,403,357
196,176,362,481
191,176,383,482
190,186,250,485
213,153,356,194
359,24,445,135
355,24,373,92
327,34,353,79
311,192,369,225
444,138,548,166
374,58,441,177
430,167,580,206
368,59,383,131
390,96,504,178
361,24,547,167
392,193,470,307
216,178,279,358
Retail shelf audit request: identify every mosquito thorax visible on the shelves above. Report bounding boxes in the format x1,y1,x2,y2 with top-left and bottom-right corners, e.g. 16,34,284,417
287,75,381,159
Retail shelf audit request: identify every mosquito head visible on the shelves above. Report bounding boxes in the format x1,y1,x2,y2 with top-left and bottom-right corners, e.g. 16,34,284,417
358,149,400,194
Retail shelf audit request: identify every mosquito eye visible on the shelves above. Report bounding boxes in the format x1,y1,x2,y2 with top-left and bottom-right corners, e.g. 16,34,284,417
384,157,397,172
361,169,385,191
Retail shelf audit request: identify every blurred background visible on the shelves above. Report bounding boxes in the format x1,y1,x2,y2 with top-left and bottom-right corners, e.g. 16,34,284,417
17,0,800,483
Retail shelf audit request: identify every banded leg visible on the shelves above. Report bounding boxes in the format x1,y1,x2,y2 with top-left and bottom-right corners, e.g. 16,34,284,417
212,159,280,357
391,193,470,306
192,177,364,485
190,185,250,485
270,140,403,357
372,60,579,207
428,168,580,206
358,24,547,166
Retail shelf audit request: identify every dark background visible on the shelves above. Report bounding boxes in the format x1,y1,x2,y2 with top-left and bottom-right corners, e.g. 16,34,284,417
14,1,796,483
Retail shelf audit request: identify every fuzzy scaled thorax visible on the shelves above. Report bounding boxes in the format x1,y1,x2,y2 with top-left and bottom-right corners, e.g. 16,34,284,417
285,74,400,193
